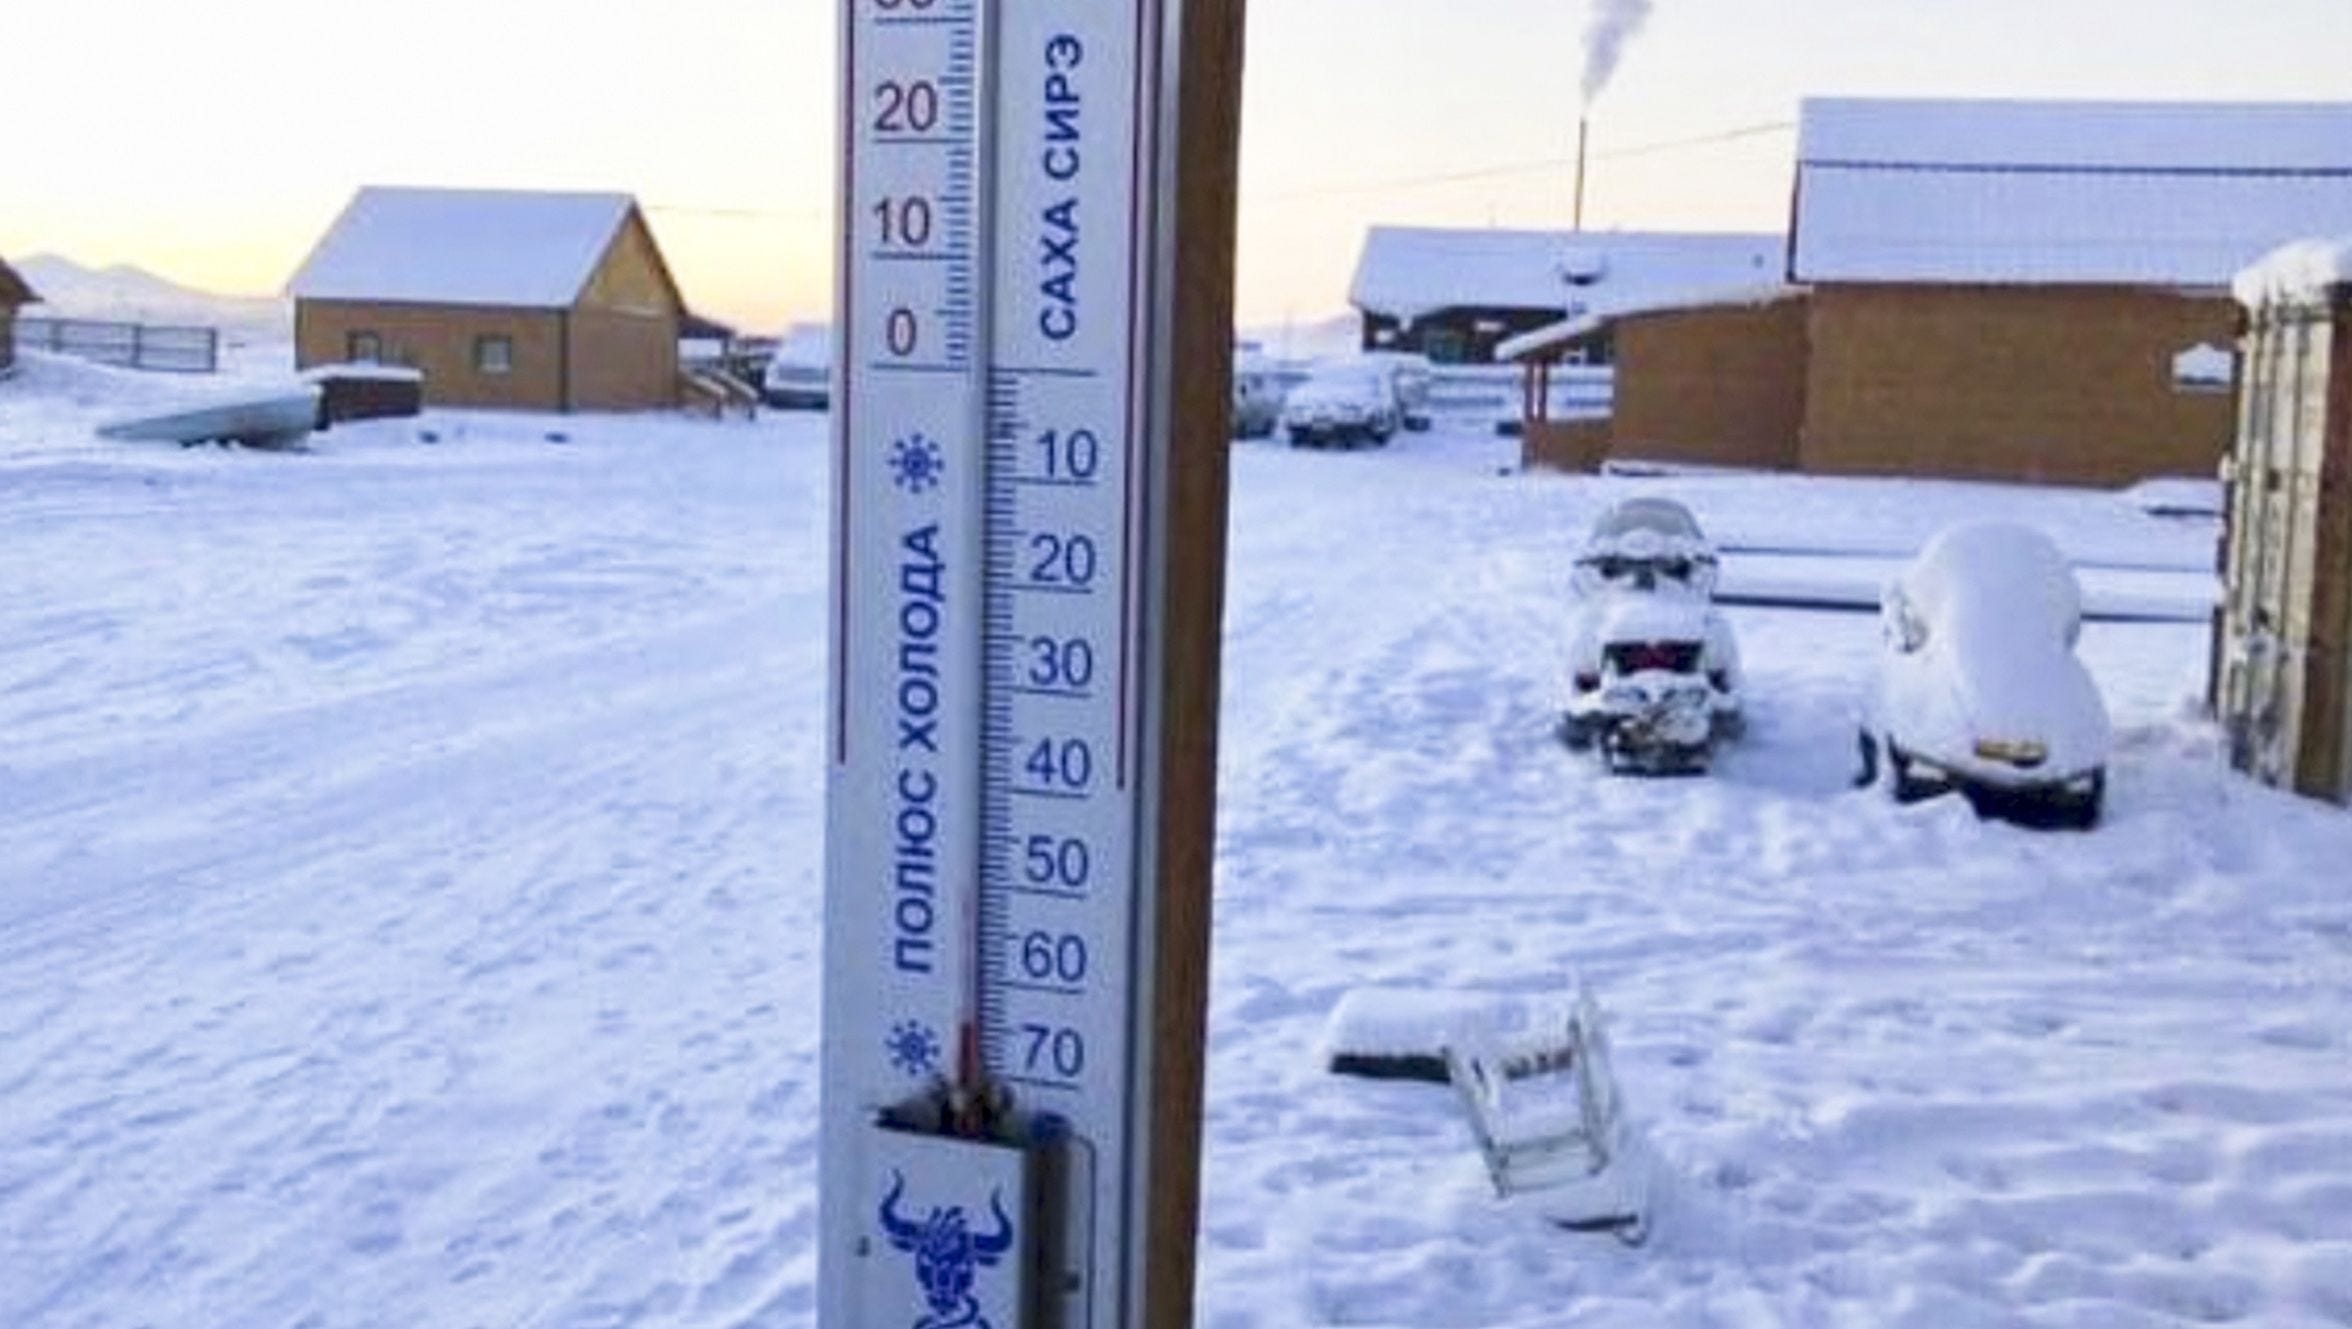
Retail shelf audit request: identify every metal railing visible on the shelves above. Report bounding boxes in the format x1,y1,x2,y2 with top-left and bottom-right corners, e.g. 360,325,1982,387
15,316,219,374
1243,358,1615,429
1540,365,1615,420
1430,363,1615,422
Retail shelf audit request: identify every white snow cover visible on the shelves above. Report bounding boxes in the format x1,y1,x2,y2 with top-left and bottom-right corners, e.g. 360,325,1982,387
5,368,2352,1327
1282,361,1390,413
1323,986,1590,1062
1497,282,1801,363
2171,343,2235,389
301,361,425,384
1350,227,1783,326
2119,476,2225,520
1794,98,2352,287
95,383,323,447
1803,99,2352,173
2233,235,2352,306
1873,521,2111,785
1903,522,2085,642
767,322,833,370
288,187,640,309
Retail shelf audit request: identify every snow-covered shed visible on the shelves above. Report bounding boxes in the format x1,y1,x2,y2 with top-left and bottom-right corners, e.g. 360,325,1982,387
288,188,685,413
2217,235,2352,805
0,255,36,374
1348,227,1782,364
1791,97,2352,486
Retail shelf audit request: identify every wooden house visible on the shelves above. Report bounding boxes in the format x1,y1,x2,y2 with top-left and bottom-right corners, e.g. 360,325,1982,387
1349,227,1782,365
288,187,684,413
1790,98,2352,487
0,256,36,373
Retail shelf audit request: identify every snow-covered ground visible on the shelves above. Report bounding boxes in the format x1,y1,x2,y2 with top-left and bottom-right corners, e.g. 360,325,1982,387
4,361,2350,1328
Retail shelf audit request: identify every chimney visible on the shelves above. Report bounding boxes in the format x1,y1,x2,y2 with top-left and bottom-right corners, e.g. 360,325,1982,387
1573,115,1590,232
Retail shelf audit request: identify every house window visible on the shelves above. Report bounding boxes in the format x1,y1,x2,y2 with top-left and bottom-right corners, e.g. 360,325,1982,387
347,331,382,363
475,334,515,375
1422,327,1470,364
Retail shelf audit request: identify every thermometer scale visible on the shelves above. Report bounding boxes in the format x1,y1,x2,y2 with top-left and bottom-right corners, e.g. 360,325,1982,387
820,0,1235,1324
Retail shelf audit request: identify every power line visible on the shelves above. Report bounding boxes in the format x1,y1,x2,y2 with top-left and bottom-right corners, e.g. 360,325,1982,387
1255,119,1795,205
640,119,1797,220
645,202,828,221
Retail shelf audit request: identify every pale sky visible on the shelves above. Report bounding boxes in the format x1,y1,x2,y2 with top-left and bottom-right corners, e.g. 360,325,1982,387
5,1,2348,331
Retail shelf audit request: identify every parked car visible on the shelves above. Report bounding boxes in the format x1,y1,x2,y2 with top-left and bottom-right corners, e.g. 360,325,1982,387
1281,361,1400,448
1355,350,1436,431
762,323,832,409
1231,350,1288,439
1855,521,2111,828
1560,498,1743,774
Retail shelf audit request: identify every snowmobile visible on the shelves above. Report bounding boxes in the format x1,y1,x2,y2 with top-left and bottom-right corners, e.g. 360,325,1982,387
1558,497,1743,774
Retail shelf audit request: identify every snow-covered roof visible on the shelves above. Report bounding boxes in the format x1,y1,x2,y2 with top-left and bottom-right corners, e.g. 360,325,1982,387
2234,236,2352,307
1496,282,1801,362
1793,98,2352,288
300,362,425,384
1350,227,1784,324
288,187,642,309
771,323,833,368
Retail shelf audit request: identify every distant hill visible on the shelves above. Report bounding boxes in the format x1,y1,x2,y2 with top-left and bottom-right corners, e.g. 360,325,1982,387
16,254,289,338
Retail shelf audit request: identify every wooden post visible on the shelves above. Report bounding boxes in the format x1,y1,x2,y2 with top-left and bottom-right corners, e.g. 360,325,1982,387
1133,1,1245,1325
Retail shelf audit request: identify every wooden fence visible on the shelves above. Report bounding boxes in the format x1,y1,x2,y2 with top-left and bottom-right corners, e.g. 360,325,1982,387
15,316,219,374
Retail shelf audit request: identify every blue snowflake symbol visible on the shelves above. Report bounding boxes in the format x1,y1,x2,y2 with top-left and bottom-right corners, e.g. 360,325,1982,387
887,1020,942,1078
890,434,945,495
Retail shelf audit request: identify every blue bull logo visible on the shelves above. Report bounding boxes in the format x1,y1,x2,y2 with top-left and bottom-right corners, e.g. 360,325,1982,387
878,1170,1017,1329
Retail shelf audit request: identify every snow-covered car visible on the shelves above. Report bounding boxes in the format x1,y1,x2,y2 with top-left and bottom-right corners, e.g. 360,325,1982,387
1560,497,1743,774
1281,361,1400,448
761,323,832,410
1855,521,2111,828
1231,350,1288,439
1355,350,1435,431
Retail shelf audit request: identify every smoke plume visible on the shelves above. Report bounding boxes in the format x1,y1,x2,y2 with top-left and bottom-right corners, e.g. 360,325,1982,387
1580,0,1653,106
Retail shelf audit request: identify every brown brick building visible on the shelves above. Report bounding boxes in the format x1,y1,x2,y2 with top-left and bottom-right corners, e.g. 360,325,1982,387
288,187,683,413
1514,99,2352,488
0,256,36,373
1790,97,2352,487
